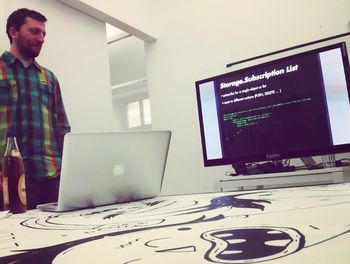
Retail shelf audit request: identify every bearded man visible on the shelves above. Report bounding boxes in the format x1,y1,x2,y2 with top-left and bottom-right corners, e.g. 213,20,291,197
0,8,70,209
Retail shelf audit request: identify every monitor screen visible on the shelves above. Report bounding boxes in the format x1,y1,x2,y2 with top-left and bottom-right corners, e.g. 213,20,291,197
196,41,350,167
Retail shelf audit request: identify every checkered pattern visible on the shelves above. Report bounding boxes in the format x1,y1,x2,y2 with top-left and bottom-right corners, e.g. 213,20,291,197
0,51,70,178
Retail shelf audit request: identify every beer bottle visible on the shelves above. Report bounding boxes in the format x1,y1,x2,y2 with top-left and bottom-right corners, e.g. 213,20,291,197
2,130,27,213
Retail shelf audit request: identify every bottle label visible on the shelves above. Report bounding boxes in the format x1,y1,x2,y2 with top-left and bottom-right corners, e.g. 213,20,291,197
18,174,26,205
3,176,9,210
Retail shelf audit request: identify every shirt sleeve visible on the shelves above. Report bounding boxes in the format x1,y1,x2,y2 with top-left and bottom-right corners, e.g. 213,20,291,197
52,76,71,155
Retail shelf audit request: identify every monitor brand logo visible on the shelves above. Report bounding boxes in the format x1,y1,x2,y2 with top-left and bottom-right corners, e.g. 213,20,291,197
266,153,280,160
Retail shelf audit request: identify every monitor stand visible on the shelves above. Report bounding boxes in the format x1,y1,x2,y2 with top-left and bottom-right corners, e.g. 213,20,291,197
300,156,318,167
232,157,320,175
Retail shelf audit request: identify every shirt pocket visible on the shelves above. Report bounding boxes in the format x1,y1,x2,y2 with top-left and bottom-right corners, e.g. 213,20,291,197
0,79,10,105
39,83,55,108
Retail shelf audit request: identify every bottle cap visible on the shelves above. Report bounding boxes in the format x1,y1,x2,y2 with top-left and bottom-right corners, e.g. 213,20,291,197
7,129,16,138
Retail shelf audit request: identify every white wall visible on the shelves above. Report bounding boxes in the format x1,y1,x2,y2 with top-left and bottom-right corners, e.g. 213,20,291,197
0,2,4,47
57,0,157,42
108,36,146,86
6,1,348,195
66,0,350,195
144,0,350,195
0,0,114,132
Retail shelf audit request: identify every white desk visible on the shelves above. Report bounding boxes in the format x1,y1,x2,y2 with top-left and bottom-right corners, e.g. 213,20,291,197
1,183,350,263
213,166,350,192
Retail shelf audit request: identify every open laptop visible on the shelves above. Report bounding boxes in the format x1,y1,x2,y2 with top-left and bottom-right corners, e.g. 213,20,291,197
37,130,171,212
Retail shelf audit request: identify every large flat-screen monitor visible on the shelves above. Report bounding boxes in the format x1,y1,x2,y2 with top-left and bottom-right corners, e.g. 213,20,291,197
196,36,350,170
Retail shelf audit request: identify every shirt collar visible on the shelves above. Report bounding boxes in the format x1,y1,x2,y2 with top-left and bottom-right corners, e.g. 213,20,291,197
1,51,42,71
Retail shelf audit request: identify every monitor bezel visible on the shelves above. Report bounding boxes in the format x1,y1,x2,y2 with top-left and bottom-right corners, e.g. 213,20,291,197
196,41,350,167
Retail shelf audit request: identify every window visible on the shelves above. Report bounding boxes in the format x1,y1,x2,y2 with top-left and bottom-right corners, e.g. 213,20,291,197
143,99,152,125
127,101,141,128
127,98,152,129
111,83,152,131
107,24,150,131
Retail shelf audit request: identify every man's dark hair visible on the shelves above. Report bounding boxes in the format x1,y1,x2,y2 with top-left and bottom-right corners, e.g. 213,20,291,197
6,8,47,44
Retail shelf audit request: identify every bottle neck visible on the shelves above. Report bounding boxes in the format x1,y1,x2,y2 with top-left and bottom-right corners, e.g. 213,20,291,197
4,136,21,157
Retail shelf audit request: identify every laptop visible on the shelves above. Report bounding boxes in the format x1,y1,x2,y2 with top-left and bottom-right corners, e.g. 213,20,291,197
37,130,171,212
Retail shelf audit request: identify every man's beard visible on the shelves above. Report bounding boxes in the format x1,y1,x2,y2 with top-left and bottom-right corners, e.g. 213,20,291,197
17,36,42,59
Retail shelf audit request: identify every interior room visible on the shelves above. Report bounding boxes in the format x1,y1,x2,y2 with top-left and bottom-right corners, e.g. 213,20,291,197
1,0,350,195
0,1,350,263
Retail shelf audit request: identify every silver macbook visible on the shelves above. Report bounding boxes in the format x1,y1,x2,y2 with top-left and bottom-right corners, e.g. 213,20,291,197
37,130,171,212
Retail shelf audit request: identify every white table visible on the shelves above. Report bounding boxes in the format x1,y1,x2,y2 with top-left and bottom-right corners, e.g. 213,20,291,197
1,183,350,263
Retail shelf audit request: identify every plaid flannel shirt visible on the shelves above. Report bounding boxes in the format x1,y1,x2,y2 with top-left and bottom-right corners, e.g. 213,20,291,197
0,51,70,178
